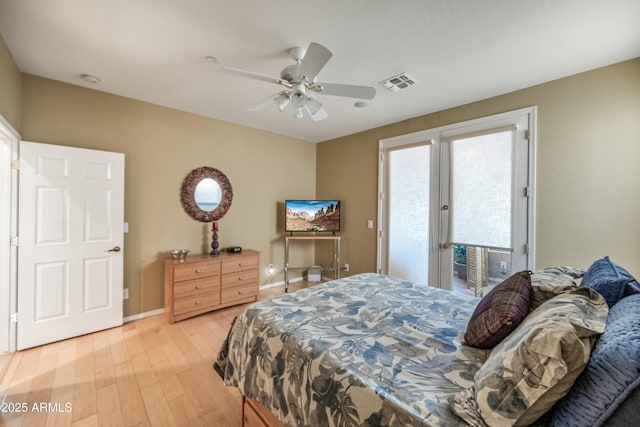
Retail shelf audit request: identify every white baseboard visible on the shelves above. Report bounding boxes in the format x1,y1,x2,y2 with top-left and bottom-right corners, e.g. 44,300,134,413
122,277,304,322
123,308,165,323
260,276,303,291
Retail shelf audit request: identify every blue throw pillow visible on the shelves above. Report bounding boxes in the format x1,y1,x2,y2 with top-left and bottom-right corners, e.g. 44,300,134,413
581,256,639,308
551,294,640,426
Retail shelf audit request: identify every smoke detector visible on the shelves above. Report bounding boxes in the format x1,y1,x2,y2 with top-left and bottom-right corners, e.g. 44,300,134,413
379,72,419,92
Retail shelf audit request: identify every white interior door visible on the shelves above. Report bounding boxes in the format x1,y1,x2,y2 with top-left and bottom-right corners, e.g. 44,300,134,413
17,141,124,350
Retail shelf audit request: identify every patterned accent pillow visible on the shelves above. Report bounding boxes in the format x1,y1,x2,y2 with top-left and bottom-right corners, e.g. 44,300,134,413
581,256,640,308
541,265,585,279
450,288,608,427
529,269,580,312
464,271,532,349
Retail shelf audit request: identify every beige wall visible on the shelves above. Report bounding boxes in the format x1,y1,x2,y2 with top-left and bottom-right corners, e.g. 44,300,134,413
21,75,317,316
0,35,21,132
4,39,640,317
317,58,640,277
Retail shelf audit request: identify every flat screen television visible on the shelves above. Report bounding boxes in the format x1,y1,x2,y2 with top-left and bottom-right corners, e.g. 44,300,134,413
285,200,341,232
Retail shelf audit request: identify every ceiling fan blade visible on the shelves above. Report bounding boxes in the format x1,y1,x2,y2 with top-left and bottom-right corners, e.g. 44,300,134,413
218,67,291,87
298,42,333,82
315,82,376,100
246,92,281,111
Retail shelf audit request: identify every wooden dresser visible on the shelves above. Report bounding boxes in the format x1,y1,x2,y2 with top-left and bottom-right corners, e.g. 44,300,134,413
164,249,260,323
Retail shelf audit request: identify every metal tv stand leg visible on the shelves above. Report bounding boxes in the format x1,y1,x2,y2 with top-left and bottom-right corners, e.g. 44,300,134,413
284,237,290,292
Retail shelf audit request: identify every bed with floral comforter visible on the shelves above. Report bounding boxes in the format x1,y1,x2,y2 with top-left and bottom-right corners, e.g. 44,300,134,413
215,273,490,426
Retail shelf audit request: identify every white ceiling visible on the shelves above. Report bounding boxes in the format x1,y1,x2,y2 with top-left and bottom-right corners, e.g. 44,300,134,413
1,1,639,143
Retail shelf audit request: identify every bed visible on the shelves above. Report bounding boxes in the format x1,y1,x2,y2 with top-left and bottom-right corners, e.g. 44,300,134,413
215,260,640,427
215,273,487,426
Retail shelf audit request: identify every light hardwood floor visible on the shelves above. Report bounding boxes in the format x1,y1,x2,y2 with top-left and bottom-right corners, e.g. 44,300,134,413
0,281,315,427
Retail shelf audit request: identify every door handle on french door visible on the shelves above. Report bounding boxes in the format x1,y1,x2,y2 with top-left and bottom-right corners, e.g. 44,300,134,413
108,246,121,253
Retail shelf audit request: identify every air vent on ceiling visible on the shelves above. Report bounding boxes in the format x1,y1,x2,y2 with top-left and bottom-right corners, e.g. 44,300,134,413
379,72,419,92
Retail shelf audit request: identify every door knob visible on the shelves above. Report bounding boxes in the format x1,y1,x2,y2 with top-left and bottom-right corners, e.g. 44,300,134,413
108,246,121,253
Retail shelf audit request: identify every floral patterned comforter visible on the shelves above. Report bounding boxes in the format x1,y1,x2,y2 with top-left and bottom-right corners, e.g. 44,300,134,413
215,273,490,426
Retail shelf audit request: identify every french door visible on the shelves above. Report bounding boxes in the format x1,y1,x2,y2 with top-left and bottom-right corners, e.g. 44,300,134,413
378,107,536,294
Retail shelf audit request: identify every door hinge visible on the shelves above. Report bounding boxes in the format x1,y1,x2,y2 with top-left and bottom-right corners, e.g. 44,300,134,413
524,130,530,141
10,236,18,247
10,313,17,323
524,243,529,255
524,186,530,197
11,160,19,170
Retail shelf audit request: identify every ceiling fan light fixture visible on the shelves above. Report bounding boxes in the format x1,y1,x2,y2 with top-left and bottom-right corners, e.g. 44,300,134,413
306,96,323,115
292,106,304,119
291,92,307,108
275,93,290,111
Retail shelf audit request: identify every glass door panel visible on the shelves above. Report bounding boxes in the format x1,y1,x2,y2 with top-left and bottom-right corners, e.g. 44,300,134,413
450,129,514,250
385,144,430,285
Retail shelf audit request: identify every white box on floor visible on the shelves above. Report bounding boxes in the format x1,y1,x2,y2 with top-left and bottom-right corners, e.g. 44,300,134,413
307,265,323,282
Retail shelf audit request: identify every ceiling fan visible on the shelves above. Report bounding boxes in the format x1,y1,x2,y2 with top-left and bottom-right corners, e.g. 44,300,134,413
218,42,376,121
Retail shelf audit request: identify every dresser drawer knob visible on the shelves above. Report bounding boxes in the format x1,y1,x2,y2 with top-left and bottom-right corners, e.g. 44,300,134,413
238,263,244,267
195,269,201,273
238,276,243,281
195,300,201,305
195,285,201,289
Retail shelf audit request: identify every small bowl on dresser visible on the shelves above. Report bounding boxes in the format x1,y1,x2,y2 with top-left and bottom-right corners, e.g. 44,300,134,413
170,249,191,262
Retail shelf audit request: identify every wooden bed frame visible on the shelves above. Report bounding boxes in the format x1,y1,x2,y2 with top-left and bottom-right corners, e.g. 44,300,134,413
243,397,285,427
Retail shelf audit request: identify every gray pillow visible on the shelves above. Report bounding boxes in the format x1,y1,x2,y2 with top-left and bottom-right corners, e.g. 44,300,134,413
529,269,580,312
581,256,640,308
541,265,585,279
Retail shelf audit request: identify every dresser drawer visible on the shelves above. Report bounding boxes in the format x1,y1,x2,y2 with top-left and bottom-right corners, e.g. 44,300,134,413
221,254,259,274
173,260,220,282
174,291,220,316
174,276,219,299
221,269,258,289
221,282,258,302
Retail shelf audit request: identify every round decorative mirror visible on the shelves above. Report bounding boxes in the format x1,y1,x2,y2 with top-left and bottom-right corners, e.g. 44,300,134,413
180,166,233,222
194,178,222,211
